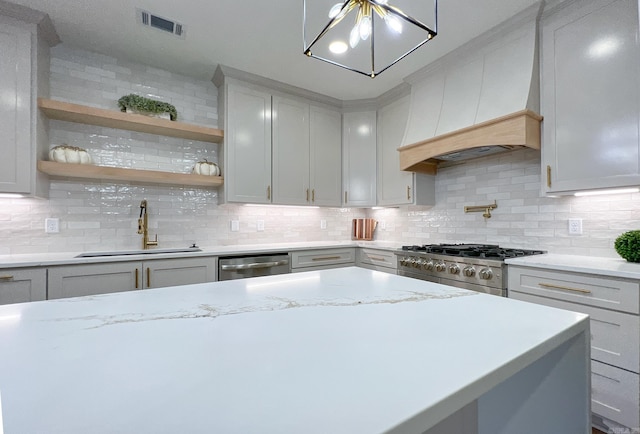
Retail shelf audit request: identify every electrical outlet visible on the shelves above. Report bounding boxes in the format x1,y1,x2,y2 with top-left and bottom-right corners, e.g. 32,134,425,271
230,220,239,232
380,221,386,230
320,219,327,229
45,218,60,233
257,220,265,231
568,218,582,235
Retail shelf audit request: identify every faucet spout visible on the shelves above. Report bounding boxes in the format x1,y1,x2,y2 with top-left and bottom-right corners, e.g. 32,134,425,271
137,199,158,249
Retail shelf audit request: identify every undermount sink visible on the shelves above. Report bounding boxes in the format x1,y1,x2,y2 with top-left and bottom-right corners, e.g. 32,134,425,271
75,247,202,258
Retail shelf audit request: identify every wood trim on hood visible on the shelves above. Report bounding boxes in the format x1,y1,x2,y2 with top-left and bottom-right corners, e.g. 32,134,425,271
398,110,542,175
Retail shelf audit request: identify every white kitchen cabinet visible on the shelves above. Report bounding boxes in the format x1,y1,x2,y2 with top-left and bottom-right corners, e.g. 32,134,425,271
223,83,272,203
377,96,435,206
309,105,342,206
290,248,356,272
0,268,46,305
343,111,376,207
541,0,640,194
508,265,640,430
48,257,216,299
356,248,397,274
0,14,52,197
272,96,310,205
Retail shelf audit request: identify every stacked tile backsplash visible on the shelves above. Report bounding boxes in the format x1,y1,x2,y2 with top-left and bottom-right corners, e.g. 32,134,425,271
0,45,639,257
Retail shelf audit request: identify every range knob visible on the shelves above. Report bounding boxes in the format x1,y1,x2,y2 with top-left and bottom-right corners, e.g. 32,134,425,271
417,259,427,269
479,268,493,280
400,257,409,266
424,260,434,271
410,258,419,268
435,262,446,272
448,264,460,275
463,266,476,277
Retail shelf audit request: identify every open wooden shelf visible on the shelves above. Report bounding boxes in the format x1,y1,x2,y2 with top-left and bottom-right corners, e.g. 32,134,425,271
38,98,224,143
38,161,223,188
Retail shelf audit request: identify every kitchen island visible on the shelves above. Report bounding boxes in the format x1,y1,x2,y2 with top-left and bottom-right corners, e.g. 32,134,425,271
0,267,589,434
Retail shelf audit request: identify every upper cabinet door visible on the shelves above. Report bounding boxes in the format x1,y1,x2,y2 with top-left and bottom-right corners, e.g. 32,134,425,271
377,95,414,206
343,111,377,207
272,96,310,205
542,0,640,194
0,21,32,194
310,106,342,207
225,84,272,203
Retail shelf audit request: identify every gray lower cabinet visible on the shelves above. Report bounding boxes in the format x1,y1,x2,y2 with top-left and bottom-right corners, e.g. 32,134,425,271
290,248,356,273
356,248,397,274
508,265,640,430
0,268,46,305
48,257,217,300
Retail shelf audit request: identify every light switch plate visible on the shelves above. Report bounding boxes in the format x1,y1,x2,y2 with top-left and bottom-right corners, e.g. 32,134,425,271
230,220,239,232
45,218,60,233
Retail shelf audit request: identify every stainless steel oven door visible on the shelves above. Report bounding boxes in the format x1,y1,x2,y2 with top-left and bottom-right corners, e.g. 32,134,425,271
397,269,505,297
218,254,290,281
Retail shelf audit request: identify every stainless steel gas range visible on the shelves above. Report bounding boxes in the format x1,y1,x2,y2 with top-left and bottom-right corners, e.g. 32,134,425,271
395,244,545,297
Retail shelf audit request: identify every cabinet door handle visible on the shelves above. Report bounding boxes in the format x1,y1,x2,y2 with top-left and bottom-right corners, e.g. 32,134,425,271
312,189,315,202
538,282,592,294
135,268,139,289
344,191,348,204
312,256,341,261
146,267,151,288
0,275,14,281
267,185,271,200
407,185,411,200
306,188,309,202
370,256,386,262
546,165,552,188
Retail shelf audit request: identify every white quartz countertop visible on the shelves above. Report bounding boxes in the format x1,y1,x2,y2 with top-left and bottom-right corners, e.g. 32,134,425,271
506,253,640,279
0,267,588,434
0,241,400,269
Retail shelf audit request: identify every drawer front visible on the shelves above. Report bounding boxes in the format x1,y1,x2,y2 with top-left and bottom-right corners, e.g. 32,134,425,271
508,266,639,314
510,292,639,373
357,248,397,270
0,268,46,305
291,248,356,269
592,360,640,430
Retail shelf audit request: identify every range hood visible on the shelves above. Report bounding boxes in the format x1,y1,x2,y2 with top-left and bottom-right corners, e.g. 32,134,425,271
399,2,543,175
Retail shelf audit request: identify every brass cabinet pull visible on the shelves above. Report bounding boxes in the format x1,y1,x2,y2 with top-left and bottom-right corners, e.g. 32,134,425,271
146,267,151,288
312,189,315,202
546,165,552,188
407,185,411,201
135,268,139,289
267,185,271,200
344,191,348,203
370,256,386,262
306,188,309,202
539,282,592,294
312,256,341,261
0,275,14,281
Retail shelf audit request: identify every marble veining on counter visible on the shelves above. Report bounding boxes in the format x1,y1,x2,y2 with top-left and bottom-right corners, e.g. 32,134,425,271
0,267,588,434
506,253,640,280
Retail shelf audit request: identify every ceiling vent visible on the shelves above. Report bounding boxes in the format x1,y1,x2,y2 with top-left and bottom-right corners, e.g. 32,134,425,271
137,9,185,38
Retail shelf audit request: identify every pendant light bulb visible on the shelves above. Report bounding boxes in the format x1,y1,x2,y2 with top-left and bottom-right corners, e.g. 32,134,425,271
349,24,361,48
384,13,402,33
376,0,389,4
328,2,344,19
359,15,372,40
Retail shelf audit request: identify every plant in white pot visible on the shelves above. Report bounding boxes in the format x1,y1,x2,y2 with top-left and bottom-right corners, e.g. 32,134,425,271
117,94,178,121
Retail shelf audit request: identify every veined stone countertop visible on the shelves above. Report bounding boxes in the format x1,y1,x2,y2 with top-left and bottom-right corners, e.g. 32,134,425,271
0,241,401,269
506,253,640,280
0,267,588,434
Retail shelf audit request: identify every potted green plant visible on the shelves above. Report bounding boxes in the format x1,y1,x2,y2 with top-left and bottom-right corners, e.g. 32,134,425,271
117,94,178,121
614,230,640,263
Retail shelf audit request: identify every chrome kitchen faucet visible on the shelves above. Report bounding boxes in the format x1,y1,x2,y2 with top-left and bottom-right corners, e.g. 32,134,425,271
137,200,158,250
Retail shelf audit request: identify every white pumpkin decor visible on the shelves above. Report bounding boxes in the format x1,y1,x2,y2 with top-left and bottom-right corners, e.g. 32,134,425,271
193,159,220,176
49,145,92,164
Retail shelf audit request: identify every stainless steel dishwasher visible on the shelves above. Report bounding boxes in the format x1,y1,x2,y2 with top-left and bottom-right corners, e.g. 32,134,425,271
218,253,290,280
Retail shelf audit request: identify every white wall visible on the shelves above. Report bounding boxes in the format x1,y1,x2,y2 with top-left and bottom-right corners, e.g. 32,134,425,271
0,45,637,258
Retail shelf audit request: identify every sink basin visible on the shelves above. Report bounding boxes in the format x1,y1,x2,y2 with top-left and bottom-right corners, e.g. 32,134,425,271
75,247,202,258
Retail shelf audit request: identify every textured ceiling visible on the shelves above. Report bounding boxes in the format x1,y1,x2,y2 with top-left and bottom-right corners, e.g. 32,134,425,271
9,0,541,100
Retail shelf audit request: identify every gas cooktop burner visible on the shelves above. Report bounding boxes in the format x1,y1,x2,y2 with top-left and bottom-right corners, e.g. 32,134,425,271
400,243,544,259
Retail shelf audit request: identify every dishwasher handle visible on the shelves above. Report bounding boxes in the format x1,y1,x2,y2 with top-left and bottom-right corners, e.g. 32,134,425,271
220,259,289,271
